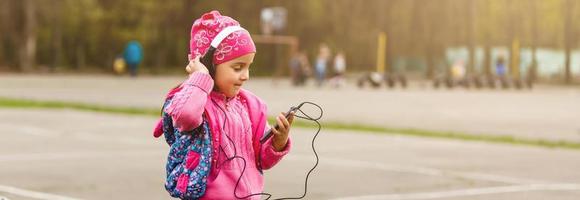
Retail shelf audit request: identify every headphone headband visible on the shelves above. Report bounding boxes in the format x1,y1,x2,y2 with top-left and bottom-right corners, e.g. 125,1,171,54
201,26,247,78
210,26,245,48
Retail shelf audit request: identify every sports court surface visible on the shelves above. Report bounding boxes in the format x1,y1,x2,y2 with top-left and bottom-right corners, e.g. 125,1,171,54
1,75,579,199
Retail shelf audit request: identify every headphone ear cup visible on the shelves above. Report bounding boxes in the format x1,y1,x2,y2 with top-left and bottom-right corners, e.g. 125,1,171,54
200,47,216,78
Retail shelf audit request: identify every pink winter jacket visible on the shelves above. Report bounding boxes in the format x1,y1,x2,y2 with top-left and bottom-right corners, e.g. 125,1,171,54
164,72,291,200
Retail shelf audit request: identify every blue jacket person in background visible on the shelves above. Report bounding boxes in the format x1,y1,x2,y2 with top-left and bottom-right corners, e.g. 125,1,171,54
123,40,143,77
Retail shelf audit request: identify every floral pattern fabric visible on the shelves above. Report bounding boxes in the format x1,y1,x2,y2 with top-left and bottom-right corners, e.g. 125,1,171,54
163,100,212,200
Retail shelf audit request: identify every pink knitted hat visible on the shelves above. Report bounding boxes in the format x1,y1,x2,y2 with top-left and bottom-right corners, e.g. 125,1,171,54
189,10,256,65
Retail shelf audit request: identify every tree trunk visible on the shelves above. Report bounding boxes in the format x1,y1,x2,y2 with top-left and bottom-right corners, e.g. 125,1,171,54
51,0,63,72
426,43,439,79
483,45,491,77
467,0,476,75
0,0,6,66
76,43,85,69
563,0,574,84
154,48,166,71
507,0,519,80
19,0,37,71
378,0,390,73
529,0,538,82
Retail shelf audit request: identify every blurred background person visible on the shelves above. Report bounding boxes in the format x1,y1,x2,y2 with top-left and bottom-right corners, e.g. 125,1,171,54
112,55,126,76
123,40,143,77
289,50,311,87
330,51,347,88
314,43,330,87
495,55,507,78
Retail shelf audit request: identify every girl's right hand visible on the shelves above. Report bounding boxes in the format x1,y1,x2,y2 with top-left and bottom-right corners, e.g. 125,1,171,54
186,54,209,74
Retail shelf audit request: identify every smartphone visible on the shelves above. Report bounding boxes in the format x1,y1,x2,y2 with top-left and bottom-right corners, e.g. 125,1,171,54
259,107,296,144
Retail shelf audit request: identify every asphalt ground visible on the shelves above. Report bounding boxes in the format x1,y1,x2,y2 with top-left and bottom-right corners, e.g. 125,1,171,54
0,74,579,199
1,109,579,199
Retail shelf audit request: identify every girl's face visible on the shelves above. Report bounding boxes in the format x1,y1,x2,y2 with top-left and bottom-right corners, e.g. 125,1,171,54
214,53,255,98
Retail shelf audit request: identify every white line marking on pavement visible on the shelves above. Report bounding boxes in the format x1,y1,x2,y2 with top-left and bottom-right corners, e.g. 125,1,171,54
68,131,155,145
0,117,161,159
1,123,154,145
0,123,60,137
0,185,81,200
330,184,580,200
0,150,162,162
286,155,547,184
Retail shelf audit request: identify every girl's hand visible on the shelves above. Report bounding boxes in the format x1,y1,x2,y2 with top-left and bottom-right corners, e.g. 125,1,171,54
271,111,295,151
185,54,209,74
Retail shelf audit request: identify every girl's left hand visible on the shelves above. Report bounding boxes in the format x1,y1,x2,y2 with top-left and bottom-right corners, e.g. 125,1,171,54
271,111,295,151
185,54,209,74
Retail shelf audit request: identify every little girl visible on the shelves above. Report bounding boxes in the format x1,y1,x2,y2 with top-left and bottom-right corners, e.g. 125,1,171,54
153,11,294,199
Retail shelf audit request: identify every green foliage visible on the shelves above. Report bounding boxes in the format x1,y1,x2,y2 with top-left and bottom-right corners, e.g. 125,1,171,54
0,0,578,74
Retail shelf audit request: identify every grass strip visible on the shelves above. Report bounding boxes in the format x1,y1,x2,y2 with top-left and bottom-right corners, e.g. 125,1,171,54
2,96,579,150
0,97,159,116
